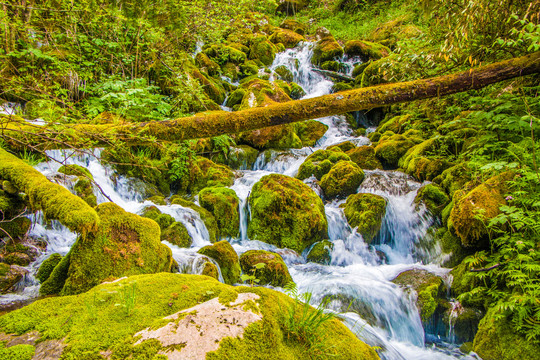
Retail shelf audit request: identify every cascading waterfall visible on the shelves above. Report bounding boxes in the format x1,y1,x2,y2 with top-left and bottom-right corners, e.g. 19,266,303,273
0,41,480,359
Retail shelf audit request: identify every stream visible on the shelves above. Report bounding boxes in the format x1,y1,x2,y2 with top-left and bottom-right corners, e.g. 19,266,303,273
1,42,480,360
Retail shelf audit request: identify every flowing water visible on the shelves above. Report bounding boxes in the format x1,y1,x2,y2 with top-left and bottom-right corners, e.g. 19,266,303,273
1,42,480,359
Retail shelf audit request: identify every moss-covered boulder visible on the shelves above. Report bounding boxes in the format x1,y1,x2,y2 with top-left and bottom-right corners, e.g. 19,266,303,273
211,145,259,170
203,44,247,65
35,253,62,283
199,187,240,239
328,141,356,153
198,240,241,285
289,82,306,99
201,261,219,280
239,250,292,287
374,131,420,168
189,68,227,104
297,149,350,180
41,202,174,295
449,172,513,248
344,40,390,61
306,240,334,265
170,196,218,243
269,28,305,48
392,269,445,322
414,184,449,216
399,138,452,181
0,263,27,294
435,228,471,268
0,273,379,360
249,36,278,66
320,160,365,199
73,178,97,207
195,52,221,76
161,222,192,248
176,157,234,195
433,163,472,197
248,174,328,253
293,120,328,147
274,65,294,82
473,307,540,360
343,193,387,243
57,164,92,179
0,216,31,239
332,82,353,93
311,28,344,65
279,19,307,35
346,146,383,170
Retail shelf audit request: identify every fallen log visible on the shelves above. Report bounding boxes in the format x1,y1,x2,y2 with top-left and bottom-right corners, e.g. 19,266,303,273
2,51,539,150
312,68,355,82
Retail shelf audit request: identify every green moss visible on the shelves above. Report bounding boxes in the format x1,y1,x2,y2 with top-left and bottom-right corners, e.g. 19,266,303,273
378,114,411,134
292,120,328,147
289,82,306,100
392,269,444,322
248,174,328,253
269,28,304,48
436,228,471,268
169,196,218,243
74,178,97,207
344,40,390,61
0,343,35,360
346,146,383,170
203,44,247,65
0,217,31,239
0,148,99,234
0,273,378,360
274,65,293,82
449,173,513,248
239,250,293,287
352,62,371,78
141,206,174,230
57,202,174,295
328,141,356,153
146,195,166,206
374,131,418,168
195,52,220,76
343,193,387,243
239,61,259,78
279,19,306,35
320,160,365,199
473,307,540,360
201,262,219,280
450,261,482,308
211,145,259,170
40,251,71,295
306,240,334,265
239,124,303,150
311,29,344,65
248,36,278,66
36,253,63,283
198,240,241,285
414,184,449,215
297,149,350,180
199,187,240,239
161,222,192,248
433,163,472,197
176,157,234,195
225,88,246,108
332,82,353,93
58,164,93,180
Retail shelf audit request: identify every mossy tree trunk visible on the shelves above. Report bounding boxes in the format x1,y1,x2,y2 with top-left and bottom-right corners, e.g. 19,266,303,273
2,52,540,150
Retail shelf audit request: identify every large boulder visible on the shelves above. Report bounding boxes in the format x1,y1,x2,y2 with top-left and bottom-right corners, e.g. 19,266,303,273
311,28,344,65
414,184,449,216
40,202,174,295
248,174,328,253
199,187,240,239
343,193,387,243
0,273,379,360
198,240,241,285
175,157,234,195
306,240,334,265
449,172,513,248
374,131,422,168
297,149,350,180
269,28,305,48
239,250,293,287
319,160,365,199
346,146,383,170
343,40,390,61
0,263,28,294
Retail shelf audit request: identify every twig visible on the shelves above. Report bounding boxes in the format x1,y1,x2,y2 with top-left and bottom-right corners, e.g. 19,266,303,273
470,264,501,272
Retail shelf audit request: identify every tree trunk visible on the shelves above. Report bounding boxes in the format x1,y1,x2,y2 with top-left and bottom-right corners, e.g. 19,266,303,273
2,52,540,150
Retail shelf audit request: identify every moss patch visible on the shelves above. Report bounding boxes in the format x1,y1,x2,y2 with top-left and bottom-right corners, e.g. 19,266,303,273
414,184,449,216
344,40,390,61
297,149,350,181
198,240,241,285
346,146,383,170
320,160,365,199
239,250,292,287
248,174,328,253
35,253,62,284
306,240,334,265
199,187,240,239
343,193,387,243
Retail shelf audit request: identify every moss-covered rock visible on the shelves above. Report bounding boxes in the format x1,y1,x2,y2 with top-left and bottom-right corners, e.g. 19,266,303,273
399,138,452,181
249,36,278,66
189,68,227,104
328,141,356,153
293,120,328,147
211,145,259,170
199,187,240,239
414,184,449,216
449,172,513,248
198,240,241,285
279,19,307,35
320,160,365,199
239,124,303,150
435,228,471,268
57,164,93,180
332,82,354,93
346,146,383,170
239,250,292,287
311,28,344,65
73,178,97,207
392,269,444,322
306,240,334,265
343,193,387,243
201,261,219,280
374,131,419,168
195,52,221,76
0,273,379,360
473,307,540,360
269,28,305,48
141,206,174,230
352,61,371,78
43,202,174,295
289,82,306,100
176,157,234,195
297,149,350,180
203,44,247,65
344,40,390,61
274,65,294,82
0,216,31,239
0,263,27,294
35,253,62,283
433,163,472,197
248,174,328,253
321,60,341,72
170,196,218,243
161,222,192,248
